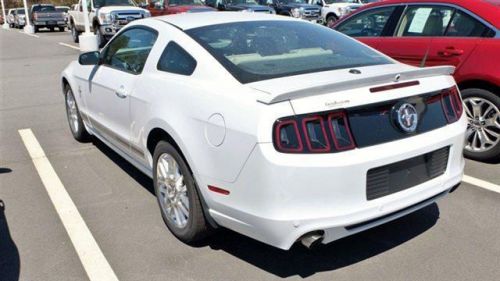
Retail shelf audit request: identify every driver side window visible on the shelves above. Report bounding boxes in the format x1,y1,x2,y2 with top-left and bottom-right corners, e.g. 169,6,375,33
102,27,158,75
336,6,396,37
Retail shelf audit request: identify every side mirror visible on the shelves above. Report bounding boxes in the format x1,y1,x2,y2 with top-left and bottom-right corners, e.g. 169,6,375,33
79,51,100,65
316,1,323,6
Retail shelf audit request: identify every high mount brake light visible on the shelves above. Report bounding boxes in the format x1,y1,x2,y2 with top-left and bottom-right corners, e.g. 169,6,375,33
441,86,463,123
274,111,356,154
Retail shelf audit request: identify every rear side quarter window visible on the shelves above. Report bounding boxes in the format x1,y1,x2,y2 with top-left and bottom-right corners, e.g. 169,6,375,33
445,10,494,37
157,42,197,76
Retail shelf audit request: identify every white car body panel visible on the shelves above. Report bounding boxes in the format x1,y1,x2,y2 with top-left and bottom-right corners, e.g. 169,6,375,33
61,13,466,250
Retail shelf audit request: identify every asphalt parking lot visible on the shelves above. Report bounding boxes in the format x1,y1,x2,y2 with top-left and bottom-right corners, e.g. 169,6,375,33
1,29,499,281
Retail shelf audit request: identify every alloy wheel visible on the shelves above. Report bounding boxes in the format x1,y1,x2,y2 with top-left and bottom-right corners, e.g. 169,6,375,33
156,153,189,229
65,90,79,134
463,97,500,153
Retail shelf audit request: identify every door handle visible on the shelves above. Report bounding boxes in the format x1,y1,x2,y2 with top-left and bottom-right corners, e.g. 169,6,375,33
438,47,464,57
115,86,128,99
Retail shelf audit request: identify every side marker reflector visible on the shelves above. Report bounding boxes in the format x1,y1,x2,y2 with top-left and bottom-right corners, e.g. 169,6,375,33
208,185,230,195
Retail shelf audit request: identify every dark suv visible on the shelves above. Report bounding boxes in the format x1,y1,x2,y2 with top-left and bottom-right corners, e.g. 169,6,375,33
258,0,322,23
206,0,276,13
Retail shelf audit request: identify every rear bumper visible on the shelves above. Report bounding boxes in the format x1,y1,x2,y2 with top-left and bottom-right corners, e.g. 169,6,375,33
205,115,467,250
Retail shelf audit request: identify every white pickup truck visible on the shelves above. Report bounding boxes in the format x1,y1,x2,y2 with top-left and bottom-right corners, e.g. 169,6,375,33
309,0,370,27
68,0,150,47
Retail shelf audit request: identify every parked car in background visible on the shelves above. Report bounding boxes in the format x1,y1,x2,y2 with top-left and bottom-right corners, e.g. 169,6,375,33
62,12,466,250
13,8,26,29
143,0,215,15
68,0,150,47
333,0,500,162
31,4,67,32
7,9,16,28
206,0,275,13
258,0,322,23
310,0,363,27
56,6,71,24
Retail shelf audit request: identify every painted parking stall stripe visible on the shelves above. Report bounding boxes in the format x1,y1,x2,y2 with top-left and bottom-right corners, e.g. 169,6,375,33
463,175,500,194
59,42,80,50
19,129,119,281
18,31,39,38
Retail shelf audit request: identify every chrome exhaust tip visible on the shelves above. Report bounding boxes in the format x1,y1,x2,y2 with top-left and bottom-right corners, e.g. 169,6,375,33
300,231,324,249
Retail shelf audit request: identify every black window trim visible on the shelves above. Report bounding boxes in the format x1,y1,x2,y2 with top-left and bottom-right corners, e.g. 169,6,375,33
156,41,198,76
100,25,159,76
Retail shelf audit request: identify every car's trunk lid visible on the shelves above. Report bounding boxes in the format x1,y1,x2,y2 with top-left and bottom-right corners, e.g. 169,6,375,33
248,64,455,113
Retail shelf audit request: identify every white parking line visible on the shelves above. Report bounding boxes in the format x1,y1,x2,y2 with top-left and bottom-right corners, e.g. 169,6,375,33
463,175,500,194
18,31,39,38
19,129,119,281
59,42,80,50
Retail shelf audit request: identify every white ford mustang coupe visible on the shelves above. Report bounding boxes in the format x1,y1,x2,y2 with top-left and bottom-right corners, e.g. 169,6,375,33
61,12,466,250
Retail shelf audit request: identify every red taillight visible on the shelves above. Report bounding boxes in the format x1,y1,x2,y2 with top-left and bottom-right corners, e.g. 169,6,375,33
273,111,356,154
301,116,331,152
274,119,303,153
441,86,463,123
328,111,356,151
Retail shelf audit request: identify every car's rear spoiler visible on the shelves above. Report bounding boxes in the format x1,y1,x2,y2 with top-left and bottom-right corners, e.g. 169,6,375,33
256,65,455,104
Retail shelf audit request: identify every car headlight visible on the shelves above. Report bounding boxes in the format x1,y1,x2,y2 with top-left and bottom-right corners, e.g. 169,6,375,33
291,7,303,18
270,9,276,14
98,12,113,25
144,10,151,17
19,15,25,19
337,7,349,16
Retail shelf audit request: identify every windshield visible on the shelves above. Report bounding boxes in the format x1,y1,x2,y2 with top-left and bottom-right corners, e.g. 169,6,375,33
17,9,25,14
56,7,70,12
93,0,137,8
33,5,56,12
168,0,203,5
187,21,392,83
228,0,259,5
324,0,358,4
279,0,307,4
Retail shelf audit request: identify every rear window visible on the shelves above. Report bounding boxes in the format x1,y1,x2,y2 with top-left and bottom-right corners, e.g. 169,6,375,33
33,5,56,12
186,21,392,83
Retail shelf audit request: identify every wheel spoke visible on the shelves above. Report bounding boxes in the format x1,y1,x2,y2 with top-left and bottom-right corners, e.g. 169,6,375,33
156,153,190,228
471,99,483,118
178,201,189,218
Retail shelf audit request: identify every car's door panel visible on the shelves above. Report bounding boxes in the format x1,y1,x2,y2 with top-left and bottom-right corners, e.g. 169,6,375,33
85,26,158,156
86,66,136,153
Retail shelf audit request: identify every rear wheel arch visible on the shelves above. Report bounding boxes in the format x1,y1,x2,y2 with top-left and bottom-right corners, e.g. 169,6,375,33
458,79,500,97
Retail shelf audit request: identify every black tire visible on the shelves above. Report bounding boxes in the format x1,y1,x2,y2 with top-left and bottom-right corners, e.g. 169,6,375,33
94,26,105,48
326,14,339,28
153,141,210,243
71,25,80,43
461,88,500,162
34,26,38,33
64,85,90,142
58,26,65,32
49,27,54,32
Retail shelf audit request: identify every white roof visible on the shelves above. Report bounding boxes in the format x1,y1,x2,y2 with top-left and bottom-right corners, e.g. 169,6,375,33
154,12,299,30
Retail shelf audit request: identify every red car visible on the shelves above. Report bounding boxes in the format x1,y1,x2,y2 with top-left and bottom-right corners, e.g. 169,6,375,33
145,0,215,16
333,0,500,162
